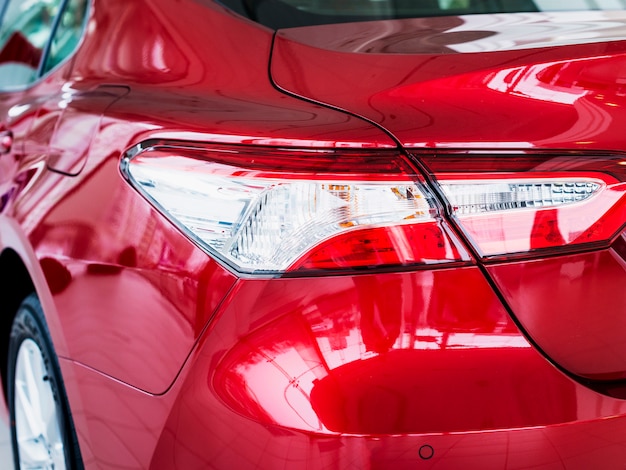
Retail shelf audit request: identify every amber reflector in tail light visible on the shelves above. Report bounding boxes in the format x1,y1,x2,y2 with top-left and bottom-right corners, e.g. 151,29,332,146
421,153,626,258
122,143,469,274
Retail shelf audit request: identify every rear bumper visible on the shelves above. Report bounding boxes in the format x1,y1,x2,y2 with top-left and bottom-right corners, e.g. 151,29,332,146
60,266,626,468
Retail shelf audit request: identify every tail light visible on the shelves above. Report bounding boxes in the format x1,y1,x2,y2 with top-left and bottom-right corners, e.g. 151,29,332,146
421,153,626,259
121,142,470,275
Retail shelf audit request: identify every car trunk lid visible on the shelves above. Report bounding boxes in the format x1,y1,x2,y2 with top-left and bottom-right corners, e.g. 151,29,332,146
270,11,626,150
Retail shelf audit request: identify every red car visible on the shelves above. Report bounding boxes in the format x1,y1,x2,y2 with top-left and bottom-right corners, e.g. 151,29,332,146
2,0,626,468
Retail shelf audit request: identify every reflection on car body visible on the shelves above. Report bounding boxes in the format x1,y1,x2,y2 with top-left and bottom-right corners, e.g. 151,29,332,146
2,0,626,468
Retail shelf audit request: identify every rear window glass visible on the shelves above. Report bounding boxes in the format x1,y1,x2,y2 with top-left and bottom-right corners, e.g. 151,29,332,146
220,0,626,29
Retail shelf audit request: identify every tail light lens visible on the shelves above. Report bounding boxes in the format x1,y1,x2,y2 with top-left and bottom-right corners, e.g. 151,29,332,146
422,153,626,259
122,143,469,274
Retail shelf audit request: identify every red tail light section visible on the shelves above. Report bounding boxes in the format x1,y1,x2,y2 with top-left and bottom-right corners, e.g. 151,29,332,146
122,144,626,274
421,153,626,260
290,223,466,270
122,142,470,275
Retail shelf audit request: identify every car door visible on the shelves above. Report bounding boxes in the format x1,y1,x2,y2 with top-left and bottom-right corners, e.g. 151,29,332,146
0,0,124,199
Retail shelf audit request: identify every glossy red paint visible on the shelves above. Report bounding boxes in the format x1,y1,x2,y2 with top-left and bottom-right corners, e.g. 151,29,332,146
489,242,626,382
209,269,577,435
2,0,626,468
58,354,626,469
70,0,396,149
55,272,626,468
272,12,626,150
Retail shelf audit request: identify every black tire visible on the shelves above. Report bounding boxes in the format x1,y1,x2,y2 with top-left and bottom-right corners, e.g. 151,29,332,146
7,293,83,470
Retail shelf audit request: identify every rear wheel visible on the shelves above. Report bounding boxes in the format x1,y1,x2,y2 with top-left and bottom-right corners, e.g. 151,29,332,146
7,294,81,470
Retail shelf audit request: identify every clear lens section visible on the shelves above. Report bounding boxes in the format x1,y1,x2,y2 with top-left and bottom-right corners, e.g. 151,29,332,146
229,182,431,270
126,158,254,251
437,176,623,257
441,180,602,215
124,148,462,273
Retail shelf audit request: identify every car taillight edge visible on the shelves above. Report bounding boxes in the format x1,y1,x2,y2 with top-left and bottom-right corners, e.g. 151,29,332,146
419,152,626,260
120,142,471,275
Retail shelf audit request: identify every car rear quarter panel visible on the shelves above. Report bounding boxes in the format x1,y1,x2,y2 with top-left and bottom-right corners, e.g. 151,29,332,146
5,0,399,396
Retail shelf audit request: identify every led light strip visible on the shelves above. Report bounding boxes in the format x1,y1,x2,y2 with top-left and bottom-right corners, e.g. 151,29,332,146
440,179,603,216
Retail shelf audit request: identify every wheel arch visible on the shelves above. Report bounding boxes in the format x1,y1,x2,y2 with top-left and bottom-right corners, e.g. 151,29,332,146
0,248,34,402
0,217,65,405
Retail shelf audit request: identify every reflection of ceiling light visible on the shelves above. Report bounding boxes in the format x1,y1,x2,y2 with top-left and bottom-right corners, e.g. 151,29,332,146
8,104,31,118
485,63,589,105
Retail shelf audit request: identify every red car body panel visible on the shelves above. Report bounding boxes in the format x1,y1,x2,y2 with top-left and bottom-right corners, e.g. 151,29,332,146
489,246,626,382
271,11,626,390
2,0,626,468
6,0,397,393
271,12,626,150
